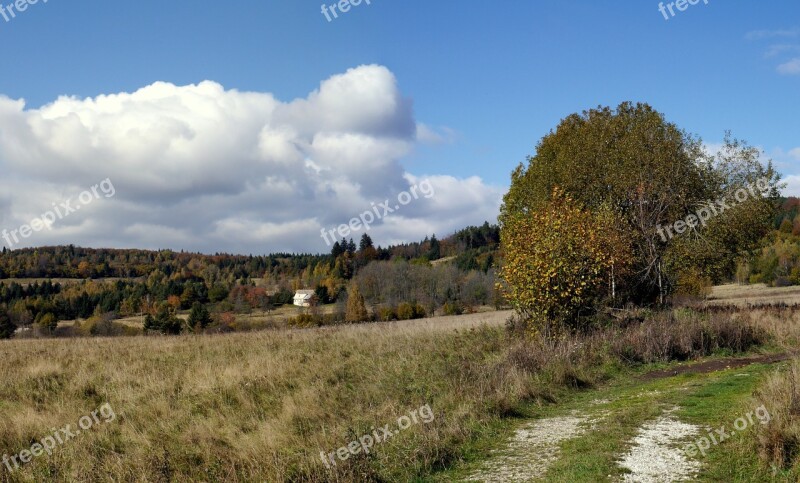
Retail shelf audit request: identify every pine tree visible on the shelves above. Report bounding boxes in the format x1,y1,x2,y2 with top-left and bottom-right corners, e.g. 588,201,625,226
0,312,15,339
187,303,212,331
359,233,374,252
428,234,441,260
331,241,344,258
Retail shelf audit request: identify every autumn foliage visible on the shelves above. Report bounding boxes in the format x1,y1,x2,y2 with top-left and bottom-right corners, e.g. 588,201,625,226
500,188,631,334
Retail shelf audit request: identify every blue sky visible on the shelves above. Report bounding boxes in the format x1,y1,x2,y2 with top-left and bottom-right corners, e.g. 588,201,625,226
0,1,798,253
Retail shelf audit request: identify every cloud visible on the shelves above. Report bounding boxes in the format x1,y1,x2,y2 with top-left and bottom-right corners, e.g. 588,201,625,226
777,58,800,75
790,148,800,161
783,175,800,197
0,65,504,254
746,28,800,41
416,124,458,145
765,44,800,58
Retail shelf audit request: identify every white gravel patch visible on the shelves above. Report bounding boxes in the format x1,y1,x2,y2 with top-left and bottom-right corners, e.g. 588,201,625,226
465,411,595,482
618,409,701,482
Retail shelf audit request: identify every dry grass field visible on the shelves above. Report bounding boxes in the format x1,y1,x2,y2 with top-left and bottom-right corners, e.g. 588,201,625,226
0,311,512,482
1,305,792,482
708,283,800,307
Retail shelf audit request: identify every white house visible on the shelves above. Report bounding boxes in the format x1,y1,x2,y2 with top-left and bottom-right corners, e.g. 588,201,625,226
293,290,317,307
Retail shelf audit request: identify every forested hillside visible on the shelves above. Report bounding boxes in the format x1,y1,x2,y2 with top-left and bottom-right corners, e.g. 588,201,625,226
0,223,500,337
740,197,800,285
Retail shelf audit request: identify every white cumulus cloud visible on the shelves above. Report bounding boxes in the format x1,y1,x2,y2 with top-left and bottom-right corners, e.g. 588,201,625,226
0,65,503,253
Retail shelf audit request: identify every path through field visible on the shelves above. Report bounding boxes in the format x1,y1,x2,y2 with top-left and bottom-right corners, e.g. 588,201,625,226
447,354,788,482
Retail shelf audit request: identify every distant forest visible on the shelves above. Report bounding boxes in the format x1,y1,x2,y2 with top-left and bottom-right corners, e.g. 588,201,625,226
0,223,500,336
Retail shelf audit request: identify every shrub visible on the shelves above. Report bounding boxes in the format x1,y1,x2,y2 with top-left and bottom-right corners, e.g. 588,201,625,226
79,314,134,337
442,302,463,316
394,303,426,320
675,268,712,298
378,306,396,321
608,310,764,363
36,313,58,334
287,314,318,328
396,303,415,320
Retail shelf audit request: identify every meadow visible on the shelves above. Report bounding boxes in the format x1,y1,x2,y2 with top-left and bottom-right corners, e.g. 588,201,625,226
2,292,798,481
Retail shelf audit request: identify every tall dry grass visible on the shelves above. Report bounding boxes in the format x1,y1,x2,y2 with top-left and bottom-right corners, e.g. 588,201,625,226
752,361,800,473
0,308,786,482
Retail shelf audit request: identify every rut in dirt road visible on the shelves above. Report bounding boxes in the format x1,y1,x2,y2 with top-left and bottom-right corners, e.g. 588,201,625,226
463,411,597,482
617,408,702,483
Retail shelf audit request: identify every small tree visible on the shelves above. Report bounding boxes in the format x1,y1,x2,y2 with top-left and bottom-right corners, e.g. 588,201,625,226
345,285,369,323
37,313,58,335
0,312,15,339
187,303,212,332
144,305,183,335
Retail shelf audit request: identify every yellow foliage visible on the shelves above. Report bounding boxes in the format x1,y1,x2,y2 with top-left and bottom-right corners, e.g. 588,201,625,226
499,188,631,333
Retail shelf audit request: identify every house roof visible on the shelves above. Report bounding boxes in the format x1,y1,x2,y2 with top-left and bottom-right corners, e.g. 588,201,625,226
294,290,315,296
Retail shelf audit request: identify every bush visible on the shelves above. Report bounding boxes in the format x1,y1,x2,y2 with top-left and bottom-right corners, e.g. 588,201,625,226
395,303,426,320
378,306,396,321
675,268,712,298
608,309,764,363
36,313,58,334
396,303,415,320
287,314,318,328
442,302,463,316
80,314,135,337
206,312,236,333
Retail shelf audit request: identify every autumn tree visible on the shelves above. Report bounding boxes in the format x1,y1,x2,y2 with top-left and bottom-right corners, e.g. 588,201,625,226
345,285,369,323
501,103,780,306
37,313,58,335
500,189,631,335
